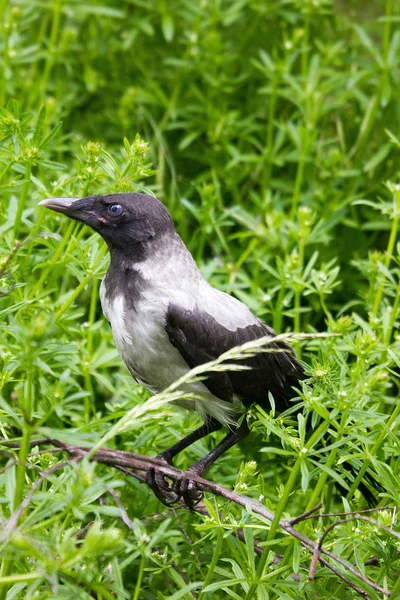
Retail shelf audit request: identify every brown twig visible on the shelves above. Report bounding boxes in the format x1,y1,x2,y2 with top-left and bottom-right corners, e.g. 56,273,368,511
2,440,394,598
308,515,383,600
317,556,371,599
287,503,323,525
0,438,57,450
308,513,399,584
48,440,391,597
106,487,136,530
291,505,397,523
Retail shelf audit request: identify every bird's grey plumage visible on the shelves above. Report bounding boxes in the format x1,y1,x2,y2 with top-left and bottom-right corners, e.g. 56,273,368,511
40,193,303,426
99,226,262,423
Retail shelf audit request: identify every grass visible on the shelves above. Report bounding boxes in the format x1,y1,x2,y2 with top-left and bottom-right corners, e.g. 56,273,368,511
0,0,400,598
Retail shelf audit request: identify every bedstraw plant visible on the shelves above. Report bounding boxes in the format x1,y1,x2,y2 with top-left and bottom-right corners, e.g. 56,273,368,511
0,0,400,598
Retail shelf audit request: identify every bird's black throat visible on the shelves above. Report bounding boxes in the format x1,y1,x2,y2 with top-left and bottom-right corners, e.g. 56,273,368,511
103,251,148,306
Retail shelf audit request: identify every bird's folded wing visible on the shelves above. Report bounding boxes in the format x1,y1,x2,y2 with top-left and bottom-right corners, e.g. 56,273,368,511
165,303,303,411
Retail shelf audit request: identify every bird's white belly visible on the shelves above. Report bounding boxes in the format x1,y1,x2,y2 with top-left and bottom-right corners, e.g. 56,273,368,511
99,285,238,424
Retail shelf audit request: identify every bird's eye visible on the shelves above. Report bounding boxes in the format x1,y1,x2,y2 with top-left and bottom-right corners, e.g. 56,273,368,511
108,204,123,217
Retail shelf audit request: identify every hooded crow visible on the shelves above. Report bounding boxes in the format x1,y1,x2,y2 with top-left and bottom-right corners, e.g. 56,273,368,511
40,193,303,506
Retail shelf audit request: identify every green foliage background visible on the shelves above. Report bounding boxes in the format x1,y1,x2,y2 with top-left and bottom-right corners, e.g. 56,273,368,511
0,0,400,598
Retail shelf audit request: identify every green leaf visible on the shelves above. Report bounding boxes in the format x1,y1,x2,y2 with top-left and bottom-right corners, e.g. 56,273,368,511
161,13,175,42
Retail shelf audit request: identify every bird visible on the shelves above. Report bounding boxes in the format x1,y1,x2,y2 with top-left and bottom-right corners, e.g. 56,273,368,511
40,193,304,506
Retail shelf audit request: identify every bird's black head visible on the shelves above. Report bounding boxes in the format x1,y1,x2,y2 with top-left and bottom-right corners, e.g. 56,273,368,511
40,193,175,258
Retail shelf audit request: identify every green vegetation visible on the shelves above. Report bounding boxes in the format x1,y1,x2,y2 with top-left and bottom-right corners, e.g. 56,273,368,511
0,0,400,597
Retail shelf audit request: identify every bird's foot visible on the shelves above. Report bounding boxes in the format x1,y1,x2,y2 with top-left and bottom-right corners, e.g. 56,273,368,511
146,456,180,506
173,469,204,510
147,463,204,509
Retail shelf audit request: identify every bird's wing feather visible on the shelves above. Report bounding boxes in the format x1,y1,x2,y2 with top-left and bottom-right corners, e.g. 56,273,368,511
165,303,303,412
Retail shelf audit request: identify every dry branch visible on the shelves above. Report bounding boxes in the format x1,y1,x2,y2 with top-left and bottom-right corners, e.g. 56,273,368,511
0,439,395,598
39,439,393,598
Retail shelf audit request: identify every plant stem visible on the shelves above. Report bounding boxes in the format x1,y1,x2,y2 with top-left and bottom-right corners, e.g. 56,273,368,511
14,426,32,509
263,72,278,190
301,2,311,79
291,144,306,217
13,165,31,242
55,272,94,321
0,573,42,584
0,371,35,600
25,12,49,110
346,400,400,502
390,565,400,598
294,288,301,338
372,187,400,316
244,420,330,600
200,529,223,596
319,293,333,324
83,279,99,422
244,461,301,600
132,553,146,600
87,279,98,360
303,413,346,514
383,0,393,65
385,276,400,345
54,244,106,321
32,220,77,294
0,2,10,106
294,238,305,358
39,0,62,101
14,369,34,510
273,284,286,333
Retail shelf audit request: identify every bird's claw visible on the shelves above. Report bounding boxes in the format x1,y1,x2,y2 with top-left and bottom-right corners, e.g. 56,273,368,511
146,463,204,509
174,472,204,509
146,463,180,506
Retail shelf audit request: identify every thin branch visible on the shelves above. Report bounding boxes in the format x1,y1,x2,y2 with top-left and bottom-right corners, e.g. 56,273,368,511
317,556,371,599
289,505,400,539
0,438,56,449
106,487,135,530
4,441,391,598
49,440,392,598
287,503,323,525
308,513,400,584
281,520,389,596
292,505,397,521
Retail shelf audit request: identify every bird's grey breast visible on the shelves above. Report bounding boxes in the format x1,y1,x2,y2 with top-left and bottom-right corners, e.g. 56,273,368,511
98,233,263,423
99,257,195,391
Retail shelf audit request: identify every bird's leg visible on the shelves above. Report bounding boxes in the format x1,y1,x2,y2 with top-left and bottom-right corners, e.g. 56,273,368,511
146,417,222,505
175,420,249,509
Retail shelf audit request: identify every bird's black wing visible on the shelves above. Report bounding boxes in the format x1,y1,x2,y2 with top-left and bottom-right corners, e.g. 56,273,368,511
165,303,303,412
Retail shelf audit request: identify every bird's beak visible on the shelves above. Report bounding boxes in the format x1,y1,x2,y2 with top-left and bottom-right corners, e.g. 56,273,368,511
39,196,105,231
39,197,81,215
